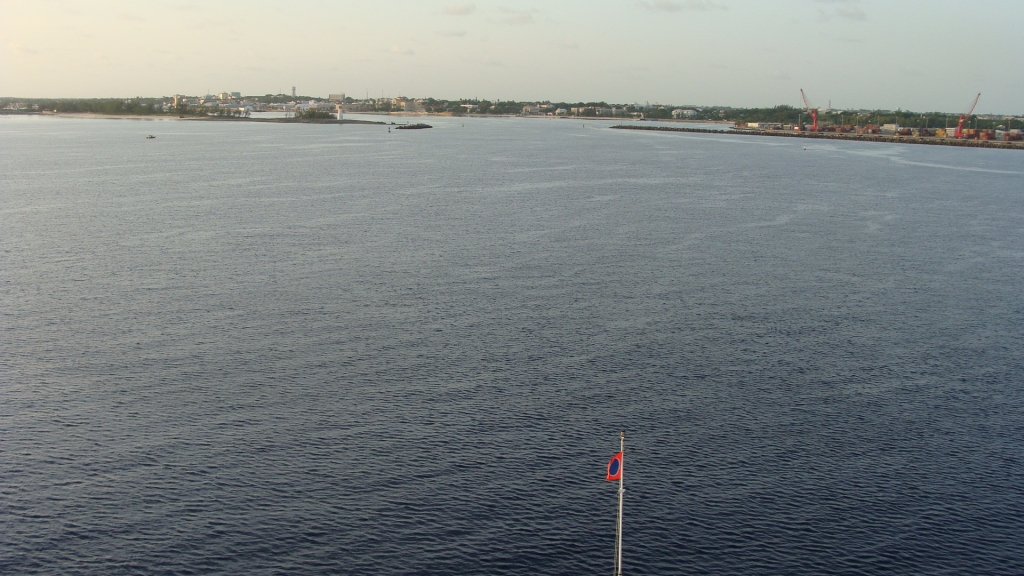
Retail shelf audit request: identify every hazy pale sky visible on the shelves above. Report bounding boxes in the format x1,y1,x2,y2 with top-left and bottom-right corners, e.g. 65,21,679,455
2,0,1021,113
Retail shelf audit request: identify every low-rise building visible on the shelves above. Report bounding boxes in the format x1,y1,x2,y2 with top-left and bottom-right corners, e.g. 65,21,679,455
746,122,782,130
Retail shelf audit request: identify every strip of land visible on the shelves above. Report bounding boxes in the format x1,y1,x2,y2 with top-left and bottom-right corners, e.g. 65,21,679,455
0,111,388,125
183,116,385,125
610,125,1024,150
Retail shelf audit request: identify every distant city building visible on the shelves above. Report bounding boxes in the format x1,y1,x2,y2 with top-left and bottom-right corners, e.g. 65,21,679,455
341,100,374,112
329,93,345,101
292,86,297,98
231,92,241,98
672,109,697,118
296,100,332,111
389,97,421,112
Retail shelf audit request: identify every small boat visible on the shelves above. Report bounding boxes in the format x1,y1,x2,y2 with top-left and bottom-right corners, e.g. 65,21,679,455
146,135,156,139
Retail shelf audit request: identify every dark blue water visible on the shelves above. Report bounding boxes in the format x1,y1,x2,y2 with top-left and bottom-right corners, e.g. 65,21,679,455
3,114,1023,575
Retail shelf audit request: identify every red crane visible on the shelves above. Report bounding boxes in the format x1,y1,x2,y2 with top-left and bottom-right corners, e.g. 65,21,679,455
800,89,818,132
955,93,981,138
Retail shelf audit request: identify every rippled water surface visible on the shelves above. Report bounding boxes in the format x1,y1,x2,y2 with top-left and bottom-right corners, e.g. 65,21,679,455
3,114,1023,575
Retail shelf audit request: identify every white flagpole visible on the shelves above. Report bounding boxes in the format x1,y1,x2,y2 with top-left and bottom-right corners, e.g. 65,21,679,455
616,430,625,576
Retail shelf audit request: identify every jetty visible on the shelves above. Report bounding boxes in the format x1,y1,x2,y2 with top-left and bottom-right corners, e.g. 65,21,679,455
610,125,1024,150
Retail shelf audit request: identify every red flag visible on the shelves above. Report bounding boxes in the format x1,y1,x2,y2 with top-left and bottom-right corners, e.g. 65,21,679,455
606,452,623,481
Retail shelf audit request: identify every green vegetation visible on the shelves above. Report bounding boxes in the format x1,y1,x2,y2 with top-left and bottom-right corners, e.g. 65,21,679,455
1,98,170,115
0,97,219,116
210,107,250,118
293,108,335,119
810,109,998,130
723,105,1013,130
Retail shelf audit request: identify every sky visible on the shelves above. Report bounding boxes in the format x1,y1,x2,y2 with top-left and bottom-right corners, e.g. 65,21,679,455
2,0,1022,113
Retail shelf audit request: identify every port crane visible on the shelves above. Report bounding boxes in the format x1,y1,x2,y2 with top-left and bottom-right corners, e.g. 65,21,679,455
800,89,818,132
954,93,981,138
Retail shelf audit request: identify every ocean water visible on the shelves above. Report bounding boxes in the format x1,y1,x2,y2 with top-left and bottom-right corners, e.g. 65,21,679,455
2,114,1023,575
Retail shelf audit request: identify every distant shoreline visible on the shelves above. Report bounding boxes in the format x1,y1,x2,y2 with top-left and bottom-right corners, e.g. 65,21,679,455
0,111,387,125
345,110,733,123
183,116,385,125
2,112,176,120
3,110,729,125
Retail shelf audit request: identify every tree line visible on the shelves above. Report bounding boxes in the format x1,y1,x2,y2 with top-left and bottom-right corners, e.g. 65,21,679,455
2,96,1014,130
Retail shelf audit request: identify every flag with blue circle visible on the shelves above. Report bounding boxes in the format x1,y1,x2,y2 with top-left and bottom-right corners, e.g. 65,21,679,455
606,452,623,481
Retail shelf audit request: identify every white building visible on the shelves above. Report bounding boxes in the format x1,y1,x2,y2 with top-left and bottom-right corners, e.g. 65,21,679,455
746,122,782,130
